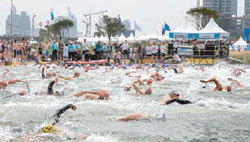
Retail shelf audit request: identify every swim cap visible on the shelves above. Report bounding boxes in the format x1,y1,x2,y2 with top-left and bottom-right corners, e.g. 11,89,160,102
147,87,152,94
64,77,71,80
226,86,232,92
41,124,58,134
20,90,28,96
168,90,180,96
147,79,153,84
99,90,109,97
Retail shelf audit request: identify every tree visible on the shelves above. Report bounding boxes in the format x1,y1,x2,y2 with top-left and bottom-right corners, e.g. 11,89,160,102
94,15,125,41
39,19,74,41
186,7,219,30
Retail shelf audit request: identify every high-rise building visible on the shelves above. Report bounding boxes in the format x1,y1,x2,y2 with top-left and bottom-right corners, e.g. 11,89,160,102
123,20,131,31
55,16,77,38
5,11,31,36
202,0,237,15
202,0,240,39
245,0,250,15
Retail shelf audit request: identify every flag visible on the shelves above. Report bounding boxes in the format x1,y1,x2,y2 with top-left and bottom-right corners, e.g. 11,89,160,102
134,21,141,32
39,21,43,27
50,9,54,21
11,1,17,14
118,15,122,27
165,23,170,31
162,25,165,35
99,17,104,27
68,8,76,20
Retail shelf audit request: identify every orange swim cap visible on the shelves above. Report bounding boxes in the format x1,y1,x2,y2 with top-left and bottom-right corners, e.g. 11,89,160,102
99,90,109,97
226,86,232,92
147,87,152,95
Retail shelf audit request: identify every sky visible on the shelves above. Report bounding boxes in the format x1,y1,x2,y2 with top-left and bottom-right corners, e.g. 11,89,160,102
0,0,245,36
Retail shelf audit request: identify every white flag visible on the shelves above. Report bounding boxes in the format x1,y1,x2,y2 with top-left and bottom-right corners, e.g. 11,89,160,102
68,8,76,20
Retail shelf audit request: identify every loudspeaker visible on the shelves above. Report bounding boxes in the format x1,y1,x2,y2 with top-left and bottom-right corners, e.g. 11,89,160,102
168,44,174,55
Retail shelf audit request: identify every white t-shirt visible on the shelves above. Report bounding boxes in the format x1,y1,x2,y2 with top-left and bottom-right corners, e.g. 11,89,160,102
122,43,129,50
160,46,166,54
151,45,159,54
146,46,152,55
83,43,89,51
63,46,69,57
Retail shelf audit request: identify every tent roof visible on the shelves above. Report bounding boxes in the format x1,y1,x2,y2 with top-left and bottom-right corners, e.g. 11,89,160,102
171,19,198,33
199,18,229,34
233,37,248,46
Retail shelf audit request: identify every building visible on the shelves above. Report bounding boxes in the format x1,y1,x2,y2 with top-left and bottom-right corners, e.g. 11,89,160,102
6,11,31,36
55,16,77,38
202,0,240,39
202,0,237,15
245,0,250,15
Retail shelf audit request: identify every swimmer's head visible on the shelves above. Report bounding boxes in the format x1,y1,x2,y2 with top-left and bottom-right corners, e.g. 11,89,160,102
74,72,80,78
20,90,28,96
168,90,180,98
46,72,52,78
52,72,56,77
146,87,152,95
147,79,153,85
155,72,159,77
54,91,61,96
225,86,232,92
99,90,110,99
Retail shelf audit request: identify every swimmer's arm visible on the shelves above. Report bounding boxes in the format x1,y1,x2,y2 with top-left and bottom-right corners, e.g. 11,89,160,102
16,79,27,83
132,83,144,95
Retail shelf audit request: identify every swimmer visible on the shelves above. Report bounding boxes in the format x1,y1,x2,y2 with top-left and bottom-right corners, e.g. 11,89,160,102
200,78,231,92
3,90,28,99
227,78,244,88
59,72,80,80
160,90,192,105
2,69,9,76
124,82,152,96
0,81,8,89
47,76,61,96
151,72,164,81
66,89,110,100
8,79,27,84
52,104,76,125
117,113,148,122
232,68,246,77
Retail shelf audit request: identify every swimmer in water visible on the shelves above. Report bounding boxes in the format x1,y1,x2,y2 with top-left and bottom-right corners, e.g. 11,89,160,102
124,82,152,96
200,78,232,92
2,69,9,76
151,72,164,81
47,76,62,96
0,79,26,90
227,78,244,88
66,89,110,100
160,90,192,105
117,113,148,122
232,68,246,77
58,72,80,80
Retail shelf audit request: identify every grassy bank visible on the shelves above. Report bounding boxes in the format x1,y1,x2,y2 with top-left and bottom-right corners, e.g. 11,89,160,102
229,51,250,63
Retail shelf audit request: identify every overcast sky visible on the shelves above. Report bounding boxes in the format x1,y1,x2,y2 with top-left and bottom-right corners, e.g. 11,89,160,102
0,0,245,35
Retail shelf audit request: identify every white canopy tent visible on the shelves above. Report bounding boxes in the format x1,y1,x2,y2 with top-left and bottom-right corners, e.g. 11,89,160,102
233,37,249,51
198,18,230,39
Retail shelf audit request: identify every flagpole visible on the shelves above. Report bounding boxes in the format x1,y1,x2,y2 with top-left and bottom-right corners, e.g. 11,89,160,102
10,0,13,38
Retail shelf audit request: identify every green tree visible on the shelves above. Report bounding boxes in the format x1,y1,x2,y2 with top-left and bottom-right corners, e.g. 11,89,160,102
39,19,74,41
186,7,219,30
94,15,125,41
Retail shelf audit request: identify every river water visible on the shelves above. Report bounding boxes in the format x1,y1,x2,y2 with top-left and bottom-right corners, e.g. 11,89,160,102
0,62,250,142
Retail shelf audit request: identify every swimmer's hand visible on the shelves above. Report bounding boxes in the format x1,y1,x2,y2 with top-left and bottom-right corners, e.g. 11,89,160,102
70,104,76,110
